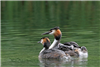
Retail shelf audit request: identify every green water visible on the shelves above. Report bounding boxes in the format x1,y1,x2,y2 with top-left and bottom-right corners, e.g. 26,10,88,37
1,1,100,67
1,27,99,67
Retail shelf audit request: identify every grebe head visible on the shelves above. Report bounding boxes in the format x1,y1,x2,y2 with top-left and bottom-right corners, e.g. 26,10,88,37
42,27,62,40
81,46,87,53
38,37,51,49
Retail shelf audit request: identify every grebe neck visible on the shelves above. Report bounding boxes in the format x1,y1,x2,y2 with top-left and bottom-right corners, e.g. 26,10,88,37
39,48,45,54
49,34,62,49
40,39,51,53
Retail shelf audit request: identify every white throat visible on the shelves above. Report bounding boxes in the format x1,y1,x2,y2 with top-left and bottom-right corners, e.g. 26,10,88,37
49,39,58,49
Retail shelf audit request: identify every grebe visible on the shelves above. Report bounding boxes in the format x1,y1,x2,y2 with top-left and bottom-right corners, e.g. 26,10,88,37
42,27,82,56
38,37,70,59
42,27,80,49
75,46,88,58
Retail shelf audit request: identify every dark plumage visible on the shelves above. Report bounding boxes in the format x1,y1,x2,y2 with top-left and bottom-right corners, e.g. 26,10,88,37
63,41,81,48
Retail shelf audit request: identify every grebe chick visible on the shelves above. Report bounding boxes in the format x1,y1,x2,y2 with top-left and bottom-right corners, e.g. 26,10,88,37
38,37,70,59
75,46,88,58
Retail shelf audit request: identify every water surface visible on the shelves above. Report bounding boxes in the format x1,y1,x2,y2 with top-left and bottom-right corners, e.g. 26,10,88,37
1,27,99,67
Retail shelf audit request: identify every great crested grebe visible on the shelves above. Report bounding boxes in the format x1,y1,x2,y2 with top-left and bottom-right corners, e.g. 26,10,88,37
42,27,82,57
42,27,80,49
38,37,70,59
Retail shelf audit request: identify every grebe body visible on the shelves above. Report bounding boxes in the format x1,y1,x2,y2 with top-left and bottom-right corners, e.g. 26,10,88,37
38,37,70,59
42,27,88,57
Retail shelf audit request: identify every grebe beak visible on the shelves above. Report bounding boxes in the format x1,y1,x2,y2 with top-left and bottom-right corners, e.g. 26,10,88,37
42,31,50,35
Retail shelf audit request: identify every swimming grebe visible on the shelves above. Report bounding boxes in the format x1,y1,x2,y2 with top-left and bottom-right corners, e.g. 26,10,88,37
74,46,88,58
42,27,80,49
42,27,82,56
38,37,70,59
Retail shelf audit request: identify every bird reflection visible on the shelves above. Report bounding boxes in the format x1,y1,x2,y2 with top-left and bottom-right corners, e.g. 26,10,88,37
39,57,88,67
39,58,70,67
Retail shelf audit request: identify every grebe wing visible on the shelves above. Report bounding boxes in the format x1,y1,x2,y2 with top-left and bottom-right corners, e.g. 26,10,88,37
63,41,81,48
58,43,73,51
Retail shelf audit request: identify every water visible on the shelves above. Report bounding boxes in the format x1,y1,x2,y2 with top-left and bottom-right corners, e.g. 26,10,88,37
1,1,100,67
39,57,88,67
1,26,99,67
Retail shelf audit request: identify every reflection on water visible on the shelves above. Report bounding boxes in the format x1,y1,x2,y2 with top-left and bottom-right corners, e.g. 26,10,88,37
39,57,88,67
39,58,67,67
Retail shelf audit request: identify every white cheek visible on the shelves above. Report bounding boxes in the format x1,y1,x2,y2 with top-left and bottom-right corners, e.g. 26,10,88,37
49,30,55,35
41,39,43,43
